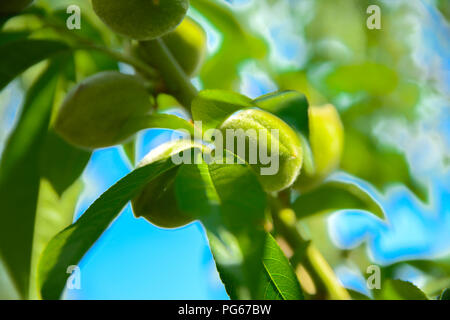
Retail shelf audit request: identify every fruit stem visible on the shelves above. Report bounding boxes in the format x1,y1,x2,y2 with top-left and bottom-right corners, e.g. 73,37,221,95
270,193,351,300
37,14,158,79
138,39,198,111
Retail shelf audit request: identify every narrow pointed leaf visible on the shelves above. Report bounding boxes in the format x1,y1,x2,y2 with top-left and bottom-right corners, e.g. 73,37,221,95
0,62,61,297
293,174,385,219
38,140,202,299
258,233,304,300
175,158,267,299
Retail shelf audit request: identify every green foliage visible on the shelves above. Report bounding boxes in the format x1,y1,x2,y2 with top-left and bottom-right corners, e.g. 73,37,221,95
292,176,385,219
0,60,62,298
375,279,428,300
0,0,439,301
175,158,267,299
440,288,450,300
39,130,91,195
38,140,203,299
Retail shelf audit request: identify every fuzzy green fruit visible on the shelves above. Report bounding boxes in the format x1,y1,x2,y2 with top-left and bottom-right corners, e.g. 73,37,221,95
0,0,33,14
92,0,189,40
55,71,153,149
309,104,343,176
131,17,206,78
162,17,206,77
220,109,303,192
132,167,193,228
294,104,344,191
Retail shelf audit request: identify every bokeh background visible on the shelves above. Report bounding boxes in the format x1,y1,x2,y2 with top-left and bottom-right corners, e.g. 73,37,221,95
0,0,449,299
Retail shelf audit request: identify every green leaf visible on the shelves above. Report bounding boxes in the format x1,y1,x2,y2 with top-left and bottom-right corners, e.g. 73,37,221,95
376,279,428,300
175,157,267,299
0,61,61,298
253,90,309,137
191,0,266,89
325,63,398,96
39,130,91,196
191,89,254,131
258,233,304,300
292,174,385,220
120,113,198,138
38,140,202,300
0,39,69,91
341,128,427,201
0,31,29,46
440,288,450,300
29,179,82,299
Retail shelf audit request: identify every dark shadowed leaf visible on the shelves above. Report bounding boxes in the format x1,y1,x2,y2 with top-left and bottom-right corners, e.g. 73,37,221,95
39,130,91,195
0,39,69,91
191,89,254,131
254,91,309,137
191,0,267,90
0,61,61,297
440,288,450,300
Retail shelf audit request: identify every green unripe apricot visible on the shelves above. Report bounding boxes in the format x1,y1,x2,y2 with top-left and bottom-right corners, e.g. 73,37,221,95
131,17,206,78
294,104,344,191
220,109,303,193
0,0,33,14
132,168,193,229
92,0,189,40
162,17,206,77
55,71,153,149
309,104,344,176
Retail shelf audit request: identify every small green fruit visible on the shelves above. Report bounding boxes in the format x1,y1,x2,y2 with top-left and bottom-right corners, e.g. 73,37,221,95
132,168,193,229
131,17,206,78
309,104,344,176
92,0,189,40
55,71,153,149
0,0,33,14
162,17,206,77
220,109,303,192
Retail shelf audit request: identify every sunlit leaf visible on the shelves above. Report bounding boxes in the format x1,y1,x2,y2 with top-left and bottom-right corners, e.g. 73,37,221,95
257,233,304,300
39,130,91,196
440,288,450,300
29,179,82,299
341,128,428,201
191,0,266,90
253,90,309,137
0,39,68,91
0,61,61,297
191,89,254,131
175,157,267,299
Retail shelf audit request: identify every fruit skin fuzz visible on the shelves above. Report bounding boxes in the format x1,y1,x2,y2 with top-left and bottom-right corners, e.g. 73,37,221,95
55,71,153,149
92,0,189,40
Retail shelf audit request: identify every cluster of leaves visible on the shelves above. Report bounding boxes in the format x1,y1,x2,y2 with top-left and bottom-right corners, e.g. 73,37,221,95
0,0,448,301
